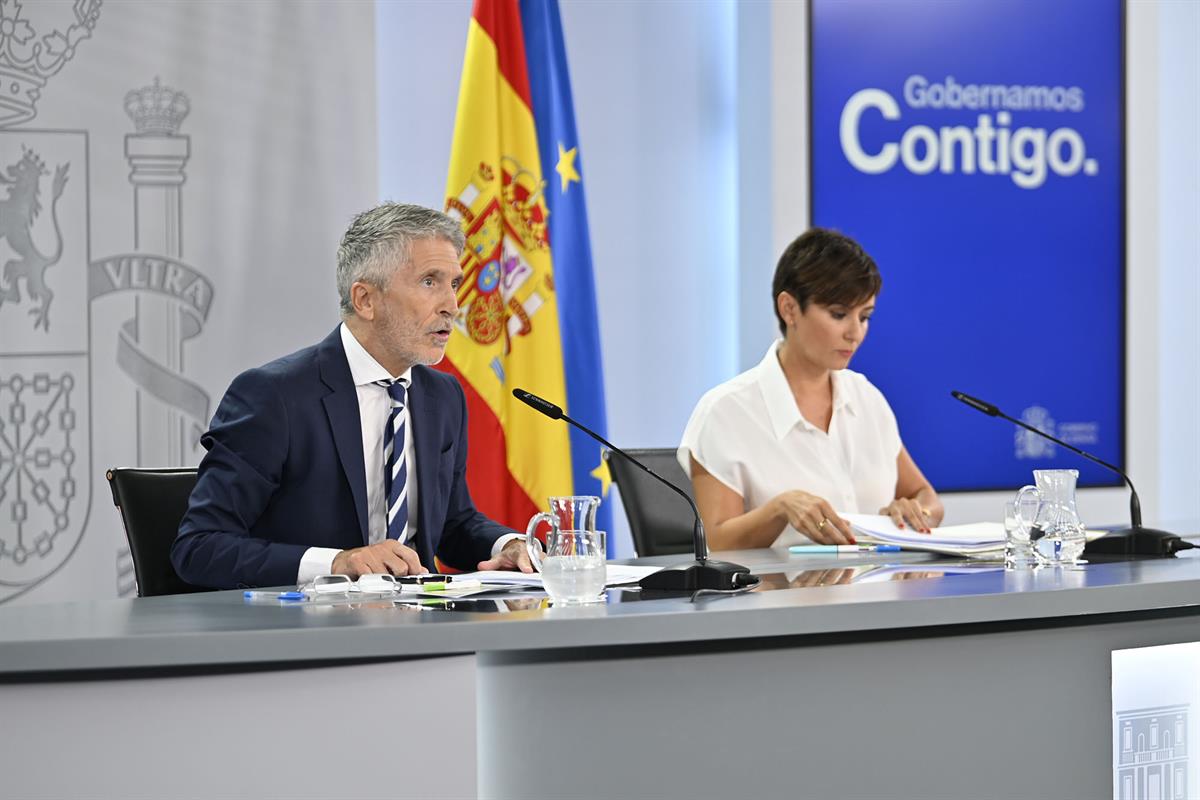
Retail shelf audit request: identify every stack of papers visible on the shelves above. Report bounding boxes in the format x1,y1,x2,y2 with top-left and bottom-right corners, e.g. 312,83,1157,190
840,513,1006,556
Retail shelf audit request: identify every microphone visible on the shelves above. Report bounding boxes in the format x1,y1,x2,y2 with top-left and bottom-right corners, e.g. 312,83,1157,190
512,389,757,592
951,391,1191,557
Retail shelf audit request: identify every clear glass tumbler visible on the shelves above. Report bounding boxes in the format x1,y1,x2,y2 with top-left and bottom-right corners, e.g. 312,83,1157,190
1003,500,1035,570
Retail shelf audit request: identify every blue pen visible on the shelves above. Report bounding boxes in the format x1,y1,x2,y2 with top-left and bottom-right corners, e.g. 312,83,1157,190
789,544,901,554
243,590,306,601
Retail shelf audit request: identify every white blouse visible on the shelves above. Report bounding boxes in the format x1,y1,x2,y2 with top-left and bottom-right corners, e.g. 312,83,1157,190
678,340,902,547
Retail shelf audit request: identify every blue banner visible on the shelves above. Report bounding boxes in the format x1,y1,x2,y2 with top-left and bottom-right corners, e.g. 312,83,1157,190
520,0,614,547
810,0,1124,491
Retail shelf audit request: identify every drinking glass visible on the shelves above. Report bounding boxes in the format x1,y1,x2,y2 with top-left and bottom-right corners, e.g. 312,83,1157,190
1003,500,1035,570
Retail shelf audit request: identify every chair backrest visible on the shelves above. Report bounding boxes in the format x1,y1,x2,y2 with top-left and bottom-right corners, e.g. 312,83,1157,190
604,448,696,557
105,467,212,597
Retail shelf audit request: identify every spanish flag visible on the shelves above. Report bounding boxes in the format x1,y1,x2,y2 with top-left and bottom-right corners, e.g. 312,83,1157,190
441,0,612,546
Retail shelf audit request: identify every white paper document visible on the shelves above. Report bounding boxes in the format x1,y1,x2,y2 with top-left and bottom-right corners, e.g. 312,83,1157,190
458,564,662,588
840,513,1006,555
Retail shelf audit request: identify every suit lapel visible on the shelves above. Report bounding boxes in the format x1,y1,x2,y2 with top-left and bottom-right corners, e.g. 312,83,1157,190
407,368,440,564
317,327,369,544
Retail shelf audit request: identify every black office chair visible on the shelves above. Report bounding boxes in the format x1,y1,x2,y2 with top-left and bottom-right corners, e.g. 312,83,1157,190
106,467,213,597
604,448,696,557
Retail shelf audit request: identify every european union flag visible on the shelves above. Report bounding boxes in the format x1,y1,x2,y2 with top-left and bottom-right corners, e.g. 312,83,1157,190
520,0,613,552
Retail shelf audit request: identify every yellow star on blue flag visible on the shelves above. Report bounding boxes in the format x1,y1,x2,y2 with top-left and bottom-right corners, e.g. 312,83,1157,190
556,141,580,193
523,0,610,553
590,454,612,497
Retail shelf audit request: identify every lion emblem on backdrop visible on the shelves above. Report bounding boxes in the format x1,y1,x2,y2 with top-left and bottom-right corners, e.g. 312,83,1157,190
0,147,68,331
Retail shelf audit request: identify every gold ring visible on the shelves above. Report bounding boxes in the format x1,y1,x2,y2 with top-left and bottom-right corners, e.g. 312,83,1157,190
817,517,829,531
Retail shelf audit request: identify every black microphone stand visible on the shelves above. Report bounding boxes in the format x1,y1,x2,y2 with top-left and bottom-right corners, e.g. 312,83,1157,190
601,444,754,592
513,389,756,591
951,391,1189,557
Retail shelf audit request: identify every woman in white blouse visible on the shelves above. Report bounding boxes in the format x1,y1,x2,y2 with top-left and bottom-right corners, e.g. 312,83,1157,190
678,228,943,549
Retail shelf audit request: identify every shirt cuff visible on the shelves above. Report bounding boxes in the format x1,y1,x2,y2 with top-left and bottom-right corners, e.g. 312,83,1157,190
297,547,341,586
491,533,524,558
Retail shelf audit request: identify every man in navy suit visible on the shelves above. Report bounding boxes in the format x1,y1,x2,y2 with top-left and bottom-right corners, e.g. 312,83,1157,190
172,203,532,589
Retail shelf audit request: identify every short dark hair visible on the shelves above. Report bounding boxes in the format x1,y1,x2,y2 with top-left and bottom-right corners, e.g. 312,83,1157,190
771,228,882,334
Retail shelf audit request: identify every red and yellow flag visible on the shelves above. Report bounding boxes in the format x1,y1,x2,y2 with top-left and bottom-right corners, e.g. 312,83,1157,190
439,0,572,528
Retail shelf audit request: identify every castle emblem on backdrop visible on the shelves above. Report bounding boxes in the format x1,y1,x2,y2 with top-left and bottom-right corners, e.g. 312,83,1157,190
445,156,551,381
0,0,216,601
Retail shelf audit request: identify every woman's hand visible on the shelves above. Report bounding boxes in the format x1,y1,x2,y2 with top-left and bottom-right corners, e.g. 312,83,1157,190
793,567,857,587
891,448,943,533
771,491,855,544
880,498,933,533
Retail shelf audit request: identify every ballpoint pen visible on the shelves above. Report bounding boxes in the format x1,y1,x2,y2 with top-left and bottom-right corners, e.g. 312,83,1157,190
243,590,307,601
788,544,902,554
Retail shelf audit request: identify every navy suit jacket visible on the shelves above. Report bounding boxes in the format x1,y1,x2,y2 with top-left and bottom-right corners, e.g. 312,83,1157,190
172,327,510,589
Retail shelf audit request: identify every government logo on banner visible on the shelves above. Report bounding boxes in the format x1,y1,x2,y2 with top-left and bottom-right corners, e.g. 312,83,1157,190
0,2,215,602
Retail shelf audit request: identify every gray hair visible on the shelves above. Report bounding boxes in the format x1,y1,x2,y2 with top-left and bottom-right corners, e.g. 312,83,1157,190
336,203,466,317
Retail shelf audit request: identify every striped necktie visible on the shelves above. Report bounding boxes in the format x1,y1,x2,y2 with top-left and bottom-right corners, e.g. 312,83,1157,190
377,378,410,541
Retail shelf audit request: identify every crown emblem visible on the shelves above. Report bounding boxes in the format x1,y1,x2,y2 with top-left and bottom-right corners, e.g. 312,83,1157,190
499,156,548,251
0,0,102,129
124,77,190,135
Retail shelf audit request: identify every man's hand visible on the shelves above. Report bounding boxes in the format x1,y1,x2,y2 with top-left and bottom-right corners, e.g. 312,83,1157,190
331,541,426,579
476,537,535,573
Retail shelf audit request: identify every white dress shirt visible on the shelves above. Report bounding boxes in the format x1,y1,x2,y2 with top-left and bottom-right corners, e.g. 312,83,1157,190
297,324,517,584
678,339,902,548
296,325,418,584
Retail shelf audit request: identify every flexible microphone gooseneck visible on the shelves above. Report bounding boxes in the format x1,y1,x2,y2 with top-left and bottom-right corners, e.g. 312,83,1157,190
951,390,1191,557
512,389,757,591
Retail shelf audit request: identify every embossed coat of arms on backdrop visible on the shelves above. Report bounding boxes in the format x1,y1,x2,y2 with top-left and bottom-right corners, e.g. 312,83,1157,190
0,1,214,601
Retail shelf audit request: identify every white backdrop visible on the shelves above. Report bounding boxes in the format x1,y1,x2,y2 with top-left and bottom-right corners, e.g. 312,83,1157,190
0,0,375,606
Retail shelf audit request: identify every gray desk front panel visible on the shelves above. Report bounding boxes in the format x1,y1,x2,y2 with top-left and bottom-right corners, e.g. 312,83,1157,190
1,657,477,800
479,611,1200,800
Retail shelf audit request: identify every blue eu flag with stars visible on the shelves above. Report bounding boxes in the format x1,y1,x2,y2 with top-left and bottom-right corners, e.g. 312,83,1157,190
519,0,613,553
